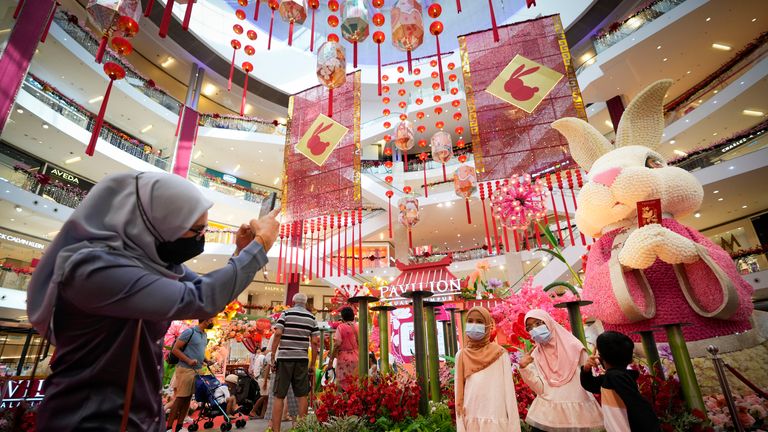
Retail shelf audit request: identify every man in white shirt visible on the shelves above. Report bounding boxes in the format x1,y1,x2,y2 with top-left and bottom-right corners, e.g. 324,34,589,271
249,347,267,382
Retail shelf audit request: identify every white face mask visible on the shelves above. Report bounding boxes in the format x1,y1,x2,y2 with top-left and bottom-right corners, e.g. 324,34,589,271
529,324,552,344
465,323,486,341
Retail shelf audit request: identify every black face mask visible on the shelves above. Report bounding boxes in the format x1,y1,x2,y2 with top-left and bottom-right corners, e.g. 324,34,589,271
156,236,205,265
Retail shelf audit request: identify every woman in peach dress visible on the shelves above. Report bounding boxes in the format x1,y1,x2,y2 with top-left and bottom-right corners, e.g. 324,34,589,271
455,306,520,432
327,307,358,389
519,309,603,431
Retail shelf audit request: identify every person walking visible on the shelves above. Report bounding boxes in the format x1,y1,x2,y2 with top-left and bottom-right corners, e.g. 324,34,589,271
325,307,358,389
166,318,214,431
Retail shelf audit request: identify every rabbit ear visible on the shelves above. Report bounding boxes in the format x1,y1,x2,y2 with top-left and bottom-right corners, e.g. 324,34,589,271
552,117,613,171
615,79,673,150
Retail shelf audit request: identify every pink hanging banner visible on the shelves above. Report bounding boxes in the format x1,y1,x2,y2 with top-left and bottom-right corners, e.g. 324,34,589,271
459,15,587,182
0,0,57,134
172,106,199,177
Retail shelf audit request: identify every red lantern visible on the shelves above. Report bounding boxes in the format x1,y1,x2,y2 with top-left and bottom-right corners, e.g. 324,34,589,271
233,24,244,34
116,16,139,37
419,152,428,161
429,20,445,91
372,0,384,7
328,33,340,42
415,98,423,105
453,112,462,121
373,30,386,95
455,126,464,135
244,45,256,55
450,87,459,95
308,0,320,51
267,0,279,50
398,101,407,109
228,39,242,91
386,190,394,197
452,100,461,108
416,111,424,119
456,139,465,148
241,61,254,116
87,62,126,156
382,85,390,93
416,125,426,133
427,3,441,18
382,96,390,104
403,186,412,194
385,175,393,183
434,107,443,115
384,161,393,168
435,120,444,128
431,71,439,79
383,134,392,141
397,65,405,73
382,74,389,81
328,15,339,26
373,12,385,26
433,95,441,103
236,8,247,19
110,37,132,56
414,67,421,75
398,88,406,96
383,121,392,129
382,108,391,116
328,0,339,11
414,80,422,87
430,59,437,67
458,154,467,163
397,77,405,85
399,114,408,121
432,83,440,90
449,73,457,82
384,148,393,156
247,29,257,40
418,139,427,147
448,62,455,70
239,0,249,5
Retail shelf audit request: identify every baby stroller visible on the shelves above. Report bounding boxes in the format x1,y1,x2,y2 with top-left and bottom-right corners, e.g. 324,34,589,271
231,368,259,415
187,374,247,431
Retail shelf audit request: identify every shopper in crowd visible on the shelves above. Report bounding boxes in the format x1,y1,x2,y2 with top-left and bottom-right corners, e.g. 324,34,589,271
455,306,520,432
223,374,241,416
250,346,268,383
264,324,297,424
581,331,661,432
166,318,215,431
248,347,269,418
368,352,379,380
326,306,358,389
269,293,320,432
519,309,603,432
27,172,279,431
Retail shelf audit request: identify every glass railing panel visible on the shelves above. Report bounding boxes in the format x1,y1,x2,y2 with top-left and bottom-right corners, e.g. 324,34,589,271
187,163,277,206
199,114,285,136
670,121,768,171
592,0,687,54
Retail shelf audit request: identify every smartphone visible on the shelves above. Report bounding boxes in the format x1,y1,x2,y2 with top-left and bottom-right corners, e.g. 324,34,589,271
260,192,278,218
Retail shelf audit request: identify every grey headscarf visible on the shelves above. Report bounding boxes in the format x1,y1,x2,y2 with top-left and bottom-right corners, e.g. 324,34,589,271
28,172,213,337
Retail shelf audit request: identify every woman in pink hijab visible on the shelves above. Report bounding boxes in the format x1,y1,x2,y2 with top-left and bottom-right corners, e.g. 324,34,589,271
519,309,603,432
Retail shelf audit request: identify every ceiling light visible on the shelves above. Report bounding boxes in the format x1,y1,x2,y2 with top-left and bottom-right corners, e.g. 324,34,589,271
718,198,724,201
742,205,748,209
233,164,240,172
42,124,49,129
705,17,711,22
669,139,676,144
713,90,718,94
673,150,687,157
203,83,217,96
604,120,613,128
244,104,253,114
711,43,732,51
14,205,22,213
687,70,691,74
728,166,734,170
742,109,765,117
663,58,668,62
65,156,82,164
273,177,281,185
9,218,14,222
713,190,719,193
89,96,103,104
626,16,643,29
276,117,286,124
16,109,23,114
141,125,153,133
712,132,717,136
694,212,701,218
752,18,757,22
525,260,530,265
656,45,661,50
230,147,235,151
161,57,175,68
193,150,202,159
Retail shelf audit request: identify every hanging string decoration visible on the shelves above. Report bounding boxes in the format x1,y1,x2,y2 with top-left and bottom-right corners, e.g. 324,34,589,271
157,0,197,37
279,0,308,46
86,0,142,64
453,163,477,224
228,39,242,91
341,0,370,68
308,0,320,51
398,196,419,249
267,0,280,49
86,62,126,156
240,62,254,115
390,0,423,74
427,4,445,91
490,174,547,231
419,152,429,197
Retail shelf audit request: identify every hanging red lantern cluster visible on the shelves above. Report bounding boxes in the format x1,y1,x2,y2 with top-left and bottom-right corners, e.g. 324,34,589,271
427,3,445,91
308,0,320,51
87,62,126,156
86,1,141,64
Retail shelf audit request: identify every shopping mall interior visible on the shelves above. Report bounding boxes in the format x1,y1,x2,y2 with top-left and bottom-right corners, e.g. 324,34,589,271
0,0,767,431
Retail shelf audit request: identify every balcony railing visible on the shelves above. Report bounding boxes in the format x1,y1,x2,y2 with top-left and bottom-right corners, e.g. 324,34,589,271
199,114,285,136
52,10,183,114
187,162,280,206
22,74,171,170
670,120,768,171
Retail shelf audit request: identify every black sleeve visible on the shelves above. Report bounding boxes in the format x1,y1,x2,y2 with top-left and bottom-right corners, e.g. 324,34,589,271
580,368,603,394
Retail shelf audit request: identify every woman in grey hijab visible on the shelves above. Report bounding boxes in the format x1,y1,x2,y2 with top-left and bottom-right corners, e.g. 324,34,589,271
27,172,279,431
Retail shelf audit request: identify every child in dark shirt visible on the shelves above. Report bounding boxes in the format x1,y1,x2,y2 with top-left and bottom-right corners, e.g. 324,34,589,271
580,331,662,432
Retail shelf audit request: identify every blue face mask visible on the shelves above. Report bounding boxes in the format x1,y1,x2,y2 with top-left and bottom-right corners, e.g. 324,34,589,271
529,324,552,344
465,323,486,341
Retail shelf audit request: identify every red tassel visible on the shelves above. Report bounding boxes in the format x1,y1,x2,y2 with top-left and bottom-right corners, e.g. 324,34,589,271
488,183,501,255
534,222,542,248
144,0,155,17
358,208,363,274
13,0,25,19
387,195,392,239
40,2,59,43
408,229,413,250
254,0,261,20
488,0,499,42
351,214,356,277
277,225,284,283
403,151,408,172
86,79,114,156
456,0,461,13
336,214,342,276
377,42,382,96
159,0,174,38
406,50,413,74
546,174,564,247
513,230,520,252
282,224,290,283
182,0,194,30
465,198,472,224
442,164,447,182
566,170,587,245
95,35,108,64
293,221,300,282
301,221,307,280
228,49,236,91
328,88,334,117
422,160,428,198
310,7,316,52
435,34,445,91
353,41,358,68
322,217,327,278
329,216,334,277
343,212,348,276
268,9,275,50
499,181,510,252
240,73,249,116
316,219,321,279
288,21,294,46
479,184,491,252
175,104,184,137
556,171,575,246
309,221,315,280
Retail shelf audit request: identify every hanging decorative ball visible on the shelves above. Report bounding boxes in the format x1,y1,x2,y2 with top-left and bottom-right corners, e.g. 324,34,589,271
414,80,422,87
433,95,441,102
449,73,458,82
456,139,465,148
399,114,408,121
419,152,428,161
382,96,391,104
231,39,242,49
427,3,441,18
418,138,427,147
391,0,424,72
316,40,347,89
243,61,254,72
397,65,405,73
398,88,406,96
450,87,459,95
328,0,339,11
397,77,405,85
373,12,385,26
434,107,443,115
432,82,440,90
236,9,247,19
415,98,423,105
416,125,426,133
453,112,462,121
104,61,126,80
244,45,256,55
384,134,392,141
247,29,258,40
309,0,320,7
372,0,384,7
455,126,464,135
431,130,453,163
233,24,244,34
403,185,412,194
452,100,461,108
429,20,443,35
490,174,549,230
385,175,394,183
431,71,439,79
386,190,394,198
458,154,467,163
430,59,437,67
238,0,249,5
116,16,139,38
384,160,393,168
398,101,407,109
393,120,415,151
414,67,421,75
383,121,392,128
382,108,391,116
435,121,444,128
328,15,339,26
416,111,424,119
382,85,390,93
328,33,340,42
382,74,389,81
384,147,393,156
110,37,133,55
447,62,455,70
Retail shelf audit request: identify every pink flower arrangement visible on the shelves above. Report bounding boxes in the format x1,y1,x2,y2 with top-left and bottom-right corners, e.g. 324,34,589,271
163,320,194,359
704,391,768,430
490,174,548,230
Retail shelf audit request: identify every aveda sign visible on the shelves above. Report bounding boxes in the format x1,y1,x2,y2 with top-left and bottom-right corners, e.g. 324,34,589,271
49,169,80,184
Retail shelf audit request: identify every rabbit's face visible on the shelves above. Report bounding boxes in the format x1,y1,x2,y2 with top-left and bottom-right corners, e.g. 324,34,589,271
576,145,703,237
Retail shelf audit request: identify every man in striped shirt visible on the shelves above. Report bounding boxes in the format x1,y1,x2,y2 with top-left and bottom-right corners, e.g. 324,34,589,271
269,293,319,432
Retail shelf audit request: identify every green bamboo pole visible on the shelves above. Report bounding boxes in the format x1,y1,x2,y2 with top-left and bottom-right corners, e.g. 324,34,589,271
403,291,433,416
459,310,468,350
371,305,397,375
424,301,443,403
440,320,451,358
349,295,379,379
663,324,705,412
638,330,663,377
554,300,591,348
445,306,458,356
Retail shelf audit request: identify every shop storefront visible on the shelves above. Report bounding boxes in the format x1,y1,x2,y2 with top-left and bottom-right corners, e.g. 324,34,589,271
702,212,768,274
0,228,47,292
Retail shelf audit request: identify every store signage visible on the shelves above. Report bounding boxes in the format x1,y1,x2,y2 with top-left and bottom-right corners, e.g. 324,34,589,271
0,379,45,408
49,168,80,184
263,285,284,293
380,279,461,299
719,233,742,253
0,232,45,250
43,165,94,191
222,174,237,184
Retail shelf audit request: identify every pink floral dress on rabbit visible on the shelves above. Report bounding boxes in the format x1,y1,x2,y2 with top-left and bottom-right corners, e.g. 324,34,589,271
583,218,754,341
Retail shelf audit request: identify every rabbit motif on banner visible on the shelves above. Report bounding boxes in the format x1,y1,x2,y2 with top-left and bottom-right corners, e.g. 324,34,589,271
551,79,753,341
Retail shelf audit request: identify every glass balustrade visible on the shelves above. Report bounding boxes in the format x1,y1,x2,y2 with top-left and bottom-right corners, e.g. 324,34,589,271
199,114,284,135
